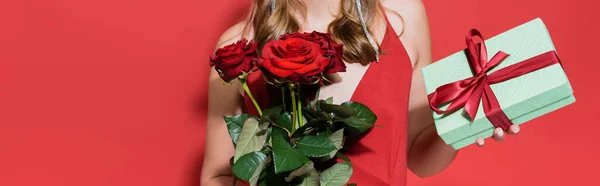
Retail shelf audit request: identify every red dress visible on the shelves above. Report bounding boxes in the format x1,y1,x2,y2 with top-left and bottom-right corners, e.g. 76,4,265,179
244,18,412,186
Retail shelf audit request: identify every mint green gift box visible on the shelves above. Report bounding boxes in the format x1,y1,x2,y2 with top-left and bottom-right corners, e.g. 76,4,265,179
421,18,575,150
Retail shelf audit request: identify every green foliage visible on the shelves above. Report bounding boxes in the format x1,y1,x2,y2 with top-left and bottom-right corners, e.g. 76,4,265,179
341,102,377,124
224,114,252,146
295,136,337,157
294,169,319,186
319,129,344,161
276,113,293,132
320,163,353,186
232,152,268,181
262,105,283,121
272,131,309,173
234,118,268,162
226,91,377,185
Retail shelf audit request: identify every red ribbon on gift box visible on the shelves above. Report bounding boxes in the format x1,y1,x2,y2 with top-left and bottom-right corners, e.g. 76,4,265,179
427,29,561,131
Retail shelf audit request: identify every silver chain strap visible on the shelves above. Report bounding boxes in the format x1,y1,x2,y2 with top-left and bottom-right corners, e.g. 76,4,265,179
271,0,276,13
355,0,380,62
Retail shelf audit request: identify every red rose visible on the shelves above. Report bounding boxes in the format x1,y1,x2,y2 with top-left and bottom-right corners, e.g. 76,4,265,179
260,37,331,85
280,32,346,74
209,39,259,83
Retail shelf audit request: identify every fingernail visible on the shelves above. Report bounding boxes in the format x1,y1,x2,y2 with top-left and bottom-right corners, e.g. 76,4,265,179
476,139,485,146
497,129,504,137
511,126,520,134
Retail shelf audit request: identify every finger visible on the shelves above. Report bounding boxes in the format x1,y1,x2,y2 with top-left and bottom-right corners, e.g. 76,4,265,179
476,138,485,147
508,125,520,135
492,127,505,142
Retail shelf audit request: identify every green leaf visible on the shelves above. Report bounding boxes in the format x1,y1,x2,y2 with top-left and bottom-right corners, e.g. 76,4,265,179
262,105,283,121
262,127,272,150
341,102,377,124
271,127,289,143
339,116,374,134
329,129,345,149
249,155,271,186
320,163,353,186
336,152,351,163
302,108,328,121
259,165,288,186
256,121,270,136
292,119,328,138
318,101,356,118
285,161,314,182
319,129,344,161
272,130,309,173
347,184,357,186
261,148,272,156
276,113,293,132
234,118,268,162
325,97,333,104
316,126,333,137
224,114,251,146
232,152,268,181
295,136,337,157
294,169,319,186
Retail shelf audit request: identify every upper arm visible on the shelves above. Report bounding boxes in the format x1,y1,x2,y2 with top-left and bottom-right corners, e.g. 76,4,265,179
200,22,249,185
384,0,434,149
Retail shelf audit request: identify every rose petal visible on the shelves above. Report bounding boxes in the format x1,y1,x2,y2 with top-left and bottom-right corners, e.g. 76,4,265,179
261,41,277,59
295,56,326,75
298,57,328,77
271,58,306,70
261,59,294,78
221,55,245,67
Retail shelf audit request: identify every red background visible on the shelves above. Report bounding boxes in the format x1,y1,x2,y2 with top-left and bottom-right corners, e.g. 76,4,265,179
1,0,598,186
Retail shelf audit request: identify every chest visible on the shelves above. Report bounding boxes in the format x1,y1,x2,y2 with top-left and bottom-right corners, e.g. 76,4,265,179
318,62,370,105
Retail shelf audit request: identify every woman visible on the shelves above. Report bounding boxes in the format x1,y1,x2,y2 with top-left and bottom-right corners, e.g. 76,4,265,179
202,0,520,185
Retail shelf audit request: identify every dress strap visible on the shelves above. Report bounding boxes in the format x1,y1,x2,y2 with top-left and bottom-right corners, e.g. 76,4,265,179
381,10,403,39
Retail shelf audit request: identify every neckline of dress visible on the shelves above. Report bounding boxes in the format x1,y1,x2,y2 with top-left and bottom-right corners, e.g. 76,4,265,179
348,15,405,102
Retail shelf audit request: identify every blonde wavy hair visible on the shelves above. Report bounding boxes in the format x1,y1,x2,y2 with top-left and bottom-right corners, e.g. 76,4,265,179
241,0,384,65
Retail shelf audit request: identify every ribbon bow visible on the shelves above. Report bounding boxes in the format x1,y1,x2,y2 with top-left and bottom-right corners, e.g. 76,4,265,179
428,29,561,131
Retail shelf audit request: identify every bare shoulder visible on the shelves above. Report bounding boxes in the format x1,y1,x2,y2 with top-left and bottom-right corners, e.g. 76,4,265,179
382,0,431,67
215,21,253,49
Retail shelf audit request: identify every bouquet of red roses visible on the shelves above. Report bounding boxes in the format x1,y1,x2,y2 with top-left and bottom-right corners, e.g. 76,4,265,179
210,32,377,186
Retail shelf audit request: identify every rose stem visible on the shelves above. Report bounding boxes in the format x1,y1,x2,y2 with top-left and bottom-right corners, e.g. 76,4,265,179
241,79,262,116
281,87,287,112
289,84,298,133
297,85,303,127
